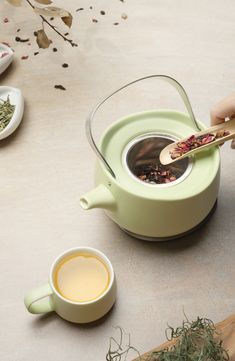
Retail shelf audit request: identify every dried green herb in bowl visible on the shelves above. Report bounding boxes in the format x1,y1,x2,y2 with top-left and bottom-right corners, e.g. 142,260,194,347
0,95,15,132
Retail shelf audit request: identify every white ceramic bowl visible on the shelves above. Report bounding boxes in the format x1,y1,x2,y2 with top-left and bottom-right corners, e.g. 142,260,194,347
0,86,24,140
0,43,14,75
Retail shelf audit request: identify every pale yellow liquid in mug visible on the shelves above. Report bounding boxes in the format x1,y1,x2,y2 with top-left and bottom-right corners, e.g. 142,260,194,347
54,253,110,302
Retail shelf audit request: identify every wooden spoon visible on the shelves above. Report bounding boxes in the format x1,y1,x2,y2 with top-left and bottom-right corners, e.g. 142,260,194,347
159,118,235,165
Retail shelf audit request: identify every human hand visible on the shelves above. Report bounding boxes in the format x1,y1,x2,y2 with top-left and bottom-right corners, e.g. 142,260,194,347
210,93,235,149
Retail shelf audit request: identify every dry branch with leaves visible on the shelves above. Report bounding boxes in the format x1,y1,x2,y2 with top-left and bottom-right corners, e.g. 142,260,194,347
6,0,77,48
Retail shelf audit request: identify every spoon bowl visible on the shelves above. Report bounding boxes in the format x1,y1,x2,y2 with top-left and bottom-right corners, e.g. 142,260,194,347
0,86,24,140
160,118,235,165
0,43,14,75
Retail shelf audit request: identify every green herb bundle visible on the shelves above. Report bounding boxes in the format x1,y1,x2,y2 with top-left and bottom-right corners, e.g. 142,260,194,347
0,96,15,131
149,317,229,361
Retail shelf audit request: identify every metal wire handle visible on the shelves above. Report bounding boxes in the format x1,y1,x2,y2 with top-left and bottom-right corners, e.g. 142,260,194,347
86,75,201,179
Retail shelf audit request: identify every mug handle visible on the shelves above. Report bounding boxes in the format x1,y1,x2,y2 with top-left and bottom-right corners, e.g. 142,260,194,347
24,283,55,314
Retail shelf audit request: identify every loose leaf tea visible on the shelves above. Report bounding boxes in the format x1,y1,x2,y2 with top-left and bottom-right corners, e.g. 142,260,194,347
0,96,15,132
170,130,230,160
136,163,178,184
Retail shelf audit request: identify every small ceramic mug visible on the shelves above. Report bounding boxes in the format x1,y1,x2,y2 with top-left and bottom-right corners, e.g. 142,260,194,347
24,247,116,323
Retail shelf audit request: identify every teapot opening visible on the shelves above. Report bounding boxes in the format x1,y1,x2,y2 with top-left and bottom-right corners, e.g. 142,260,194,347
123,134,192,187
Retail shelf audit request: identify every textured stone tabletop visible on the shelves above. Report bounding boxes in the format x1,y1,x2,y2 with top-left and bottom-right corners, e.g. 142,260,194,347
0,1,235,360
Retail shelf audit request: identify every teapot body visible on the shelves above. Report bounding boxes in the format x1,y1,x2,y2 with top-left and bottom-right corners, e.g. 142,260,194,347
94,155,220,240
81,109,220,240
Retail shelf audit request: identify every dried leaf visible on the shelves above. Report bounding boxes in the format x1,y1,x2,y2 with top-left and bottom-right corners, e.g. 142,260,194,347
6,0,22,6
36,29,52,49
34,0,52,4
61,13,73,28
34,6,69,18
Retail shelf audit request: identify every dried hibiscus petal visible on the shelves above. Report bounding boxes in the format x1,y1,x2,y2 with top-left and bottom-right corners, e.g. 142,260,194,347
0,52,9,58
170,130,230,160
2,42,10,47
136,163,179,184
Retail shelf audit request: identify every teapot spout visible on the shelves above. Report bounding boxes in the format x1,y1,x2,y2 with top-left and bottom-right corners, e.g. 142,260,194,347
80,185,116,211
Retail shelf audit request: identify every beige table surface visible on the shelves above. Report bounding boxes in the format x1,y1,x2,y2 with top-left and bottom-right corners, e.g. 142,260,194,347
1,0,235,360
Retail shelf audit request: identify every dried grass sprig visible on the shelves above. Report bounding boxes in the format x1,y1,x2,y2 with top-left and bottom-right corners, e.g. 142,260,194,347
106,326,141,361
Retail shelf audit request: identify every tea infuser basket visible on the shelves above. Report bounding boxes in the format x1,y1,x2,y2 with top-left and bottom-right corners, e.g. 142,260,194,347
80,75,220,240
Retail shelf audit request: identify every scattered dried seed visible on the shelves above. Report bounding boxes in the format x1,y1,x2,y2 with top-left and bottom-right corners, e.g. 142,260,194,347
62,63,68,68
121,13,128,20
76,8,84,11
15,36,30,42
64,32,69,36
33,31,37,36
113,22,119,25
100,10,105,15
21,55,29,60
89,6,93,9
50,17,54,21
34,52,39,56
53,47,57,52
17,28,21,32
3,17,9,23
54,85,66,90
92,18,98,23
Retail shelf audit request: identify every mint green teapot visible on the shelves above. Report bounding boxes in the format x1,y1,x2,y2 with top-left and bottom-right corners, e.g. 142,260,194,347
80,75,220,240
